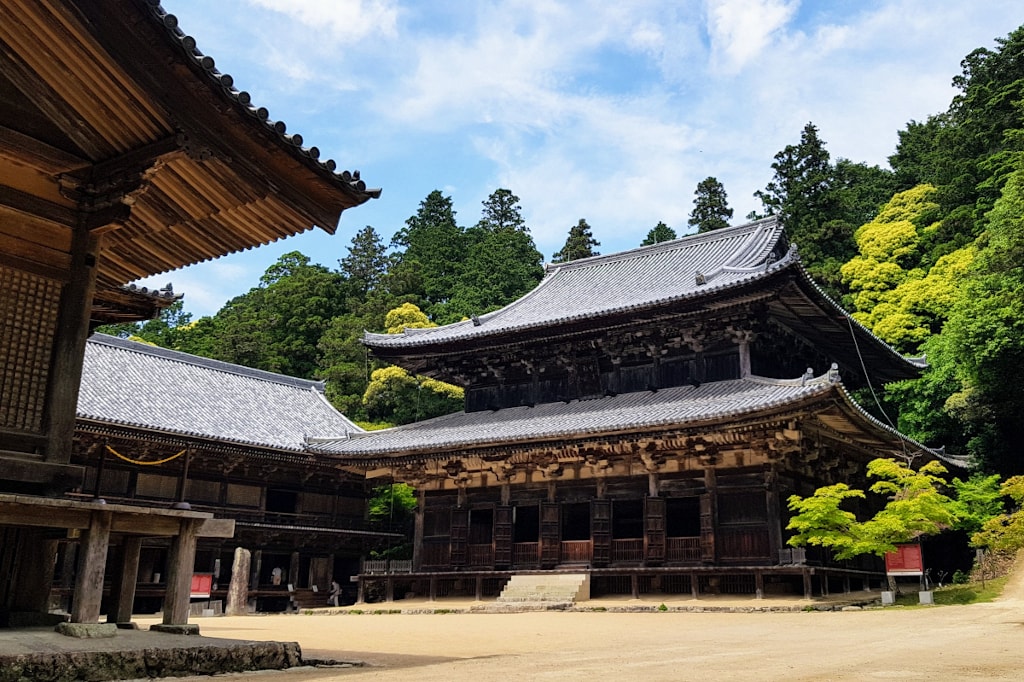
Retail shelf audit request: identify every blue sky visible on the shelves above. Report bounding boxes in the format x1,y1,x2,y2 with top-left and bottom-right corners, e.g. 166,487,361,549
145,0,1021,318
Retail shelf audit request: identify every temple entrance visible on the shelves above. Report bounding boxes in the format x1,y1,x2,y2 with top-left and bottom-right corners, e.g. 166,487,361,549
512,504,539,568
665,497,702,562
468,507,494,567
612,500,644,563
561,502,591,564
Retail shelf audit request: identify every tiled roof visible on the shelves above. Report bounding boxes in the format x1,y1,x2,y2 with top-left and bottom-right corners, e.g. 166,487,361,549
310,373,839,458
78,334,362,451
365,218,789,348
145,2,380,201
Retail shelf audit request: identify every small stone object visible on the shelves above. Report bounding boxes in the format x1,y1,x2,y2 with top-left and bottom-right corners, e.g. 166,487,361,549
54,622,118,638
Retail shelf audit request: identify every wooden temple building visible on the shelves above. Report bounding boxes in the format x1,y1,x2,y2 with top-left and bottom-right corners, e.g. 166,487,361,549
314,218,954,602
68,334,394,615
0,0,377,629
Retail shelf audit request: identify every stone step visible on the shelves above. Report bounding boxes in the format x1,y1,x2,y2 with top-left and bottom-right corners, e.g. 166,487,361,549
496,573,590,604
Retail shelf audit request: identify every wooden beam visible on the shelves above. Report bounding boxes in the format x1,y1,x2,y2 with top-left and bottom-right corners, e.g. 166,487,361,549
0,124,89,174
0,184,76,226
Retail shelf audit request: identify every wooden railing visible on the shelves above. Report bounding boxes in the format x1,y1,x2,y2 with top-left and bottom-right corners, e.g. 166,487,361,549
666,536,702,562
611,538,644,563
513,542,539,568
361,559,412,574
467,544,494,568
560,540,592,564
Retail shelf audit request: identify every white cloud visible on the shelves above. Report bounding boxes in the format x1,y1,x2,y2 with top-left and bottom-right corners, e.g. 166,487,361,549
246,0,398,41
705,0,798,73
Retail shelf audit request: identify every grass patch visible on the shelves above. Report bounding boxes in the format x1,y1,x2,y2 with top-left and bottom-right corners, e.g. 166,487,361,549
892,577,1007,607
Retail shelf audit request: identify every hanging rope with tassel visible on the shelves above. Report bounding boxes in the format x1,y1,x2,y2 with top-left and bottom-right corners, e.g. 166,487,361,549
105,444,186,466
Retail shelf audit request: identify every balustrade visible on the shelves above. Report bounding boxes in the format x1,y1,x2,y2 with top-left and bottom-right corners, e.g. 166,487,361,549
611,538,643,563
560,540,592,563
666,536,702,562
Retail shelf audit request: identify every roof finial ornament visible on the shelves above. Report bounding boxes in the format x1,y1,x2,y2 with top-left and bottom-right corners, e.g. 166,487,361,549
695,272,706,285
471,314,481,327
828,362,840,383
802,367,814,385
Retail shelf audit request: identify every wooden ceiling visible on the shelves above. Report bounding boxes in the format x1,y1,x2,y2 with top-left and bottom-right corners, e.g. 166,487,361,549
0,0,379,290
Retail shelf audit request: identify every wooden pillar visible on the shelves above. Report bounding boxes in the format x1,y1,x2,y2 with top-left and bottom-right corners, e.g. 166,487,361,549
647,472,658,498
764,466,783,564
60,542,77,613
108,536,142,624
43,227,101,466
385,577,394,603
162,518,200,626
71,510,112,623
690,573,699,599
802,569,813,600
755,572,764,600
843,575,851,594
355,578,365,605
630,574,640,600
700,468,717,564
475,576,483,601
225,547,250,616
289,551,300,589
547,480,557,503
412,490,425,571
428,576,437,602
500,482,511,506
250,549,263,590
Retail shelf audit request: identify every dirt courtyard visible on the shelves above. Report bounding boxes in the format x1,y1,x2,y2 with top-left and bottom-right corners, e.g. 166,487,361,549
139,578,1024,682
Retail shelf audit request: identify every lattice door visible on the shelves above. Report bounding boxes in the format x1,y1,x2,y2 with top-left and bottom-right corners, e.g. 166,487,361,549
591,499,611,567
494,505,512,568
450,508,468,568
540,502,561,568
645,496,666,564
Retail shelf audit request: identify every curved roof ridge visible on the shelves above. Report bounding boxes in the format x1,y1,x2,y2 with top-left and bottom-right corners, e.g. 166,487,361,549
89,333,326,391
541,217,779,274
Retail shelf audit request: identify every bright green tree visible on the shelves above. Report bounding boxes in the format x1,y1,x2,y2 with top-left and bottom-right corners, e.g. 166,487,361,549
688,177,733,233
787,458,959,559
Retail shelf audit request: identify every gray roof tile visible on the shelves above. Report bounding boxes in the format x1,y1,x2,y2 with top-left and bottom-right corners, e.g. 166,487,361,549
310,374,832,458
78,334,361,450
365,218,787,348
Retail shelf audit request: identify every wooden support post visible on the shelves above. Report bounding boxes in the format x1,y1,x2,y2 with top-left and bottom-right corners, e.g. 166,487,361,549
385,577,394,603
500,482,511,506
289,551,300,589
44,227,101,467
71,510,112,623
108,536,142,624
355,578,365,605
648,472,658,498
250,549,262,590
691,573,699,599
429,576,437,602
844,575,851,594
475,576,483,601
162,518,200,626
547,480,557,503
412,490,425,571
755,572,764,600
631,574,640,599
821,573,829,597
764,465,783,564
802,569,813,600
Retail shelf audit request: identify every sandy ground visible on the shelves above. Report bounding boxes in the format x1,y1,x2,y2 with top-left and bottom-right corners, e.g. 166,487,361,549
135,567,1024,682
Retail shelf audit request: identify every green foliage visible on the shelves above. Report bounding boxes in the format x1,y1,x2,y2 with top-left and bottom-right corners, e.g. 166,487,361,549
339,226,388,298
362,365,464,424
551,218,600,263
971,476,1024,551
385,303,434,334
641,221,677,246
786,483,867,560
756,123,895,296
688,176,733,233
950,473,1005,533
787,458,959,559
368,483,417,525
